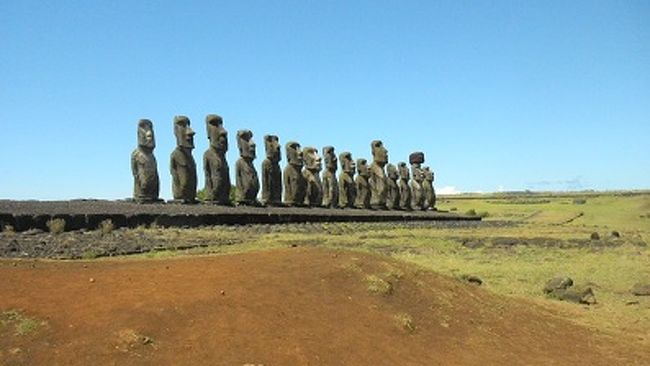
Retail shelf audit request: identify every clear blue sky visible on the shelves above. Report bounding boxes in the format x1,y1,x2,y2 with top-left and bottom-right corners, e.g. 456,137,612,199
1,1,648,200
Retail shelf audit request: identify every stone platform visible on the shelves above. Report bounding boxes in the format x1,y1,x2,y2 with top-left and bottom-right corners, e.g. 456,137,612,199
0,200,480,232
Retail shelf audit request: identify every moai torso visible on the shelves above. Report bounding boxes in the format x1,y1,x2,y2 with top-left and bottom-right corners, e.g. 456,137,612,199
321,146,339,208
338,152,356,208
261,135,282,206
235,130,260,205
398,162,412,210
302,147,323,207
131,119,160,203
385,164,400,210
422,167,436,210
369,140,389,209
410,168,425,210
170,116,197,203
355,159,371,209
283,141,307,206
409,152,425,210
203,115,231,205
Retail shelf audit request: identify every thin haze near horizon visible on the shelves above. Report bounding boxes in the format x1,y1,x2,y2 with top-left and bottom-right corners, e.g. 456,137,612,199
1,1,648,200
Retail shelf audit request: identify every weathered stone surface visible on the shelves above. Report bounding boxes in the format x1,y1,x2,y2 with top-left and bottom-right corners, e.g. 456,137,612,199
631,283,650,296
338,152,357,209
355,159,371,209
283,141,306,207
203,114,231,205
321,146,339,208
131,119,161,203
551,287,597,305
543,277,574,294
409,152,425,210
422,166,436,210
302,147,323,207
235,130,260,206
170,116,197,203
386,164,400,210
261,135,282,206
398,162,412,211
369,140,389,210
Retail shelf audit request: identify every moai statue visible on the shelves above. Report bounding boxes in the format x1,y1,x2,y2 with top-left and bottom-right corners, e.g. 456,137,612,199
386,163,400,210
203,114,231,205
321,146,339,208
283,141,307,206
354,158,371,209
409,152,425,210
235,130,260,205
398,162,412,211
338,152,356,209
261,135,282,206
422,166,436,210
302,147,323,207
369,140,389,209
170,115,197,203
131,119,161,203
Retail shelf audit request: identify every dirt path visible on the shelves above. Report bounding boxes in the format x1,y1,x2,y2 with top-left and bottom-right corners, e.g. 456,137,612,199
1,247,648,365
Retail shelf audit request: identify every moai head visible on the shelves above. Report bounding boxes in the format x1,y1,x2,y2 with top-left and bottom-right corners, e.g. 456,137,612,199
387,164,398,181
398,162,410,180
286,141,303,168
413,166,424,183
371,140,388,166
137,119,155,150
206,114,228,153
174,115,195,149
357,159,369,177
409,152,425,166
339,152,355,175
303,147,322,172
264,135,281,163
423,166,434,182
237,129,256,160
323,146,337,173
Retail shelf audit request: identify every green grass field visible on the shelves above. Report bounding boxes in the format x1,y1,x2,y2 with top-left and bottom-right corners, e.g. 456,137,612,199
126,191,650,344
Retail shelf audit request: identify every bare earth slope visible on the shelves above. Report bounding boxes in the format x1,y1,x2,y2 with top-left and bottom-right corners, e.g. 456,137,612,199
1,247,648,365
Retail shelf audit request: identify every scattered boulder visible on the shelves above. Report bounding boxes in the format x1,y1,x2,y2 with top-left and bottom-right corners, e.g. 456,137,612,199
590,232,600,240
543,277,574,294
631,283,650,296
460,274,483,286
461,239,484,249
551,287,597,305
610,231,620,238
543,277,596,305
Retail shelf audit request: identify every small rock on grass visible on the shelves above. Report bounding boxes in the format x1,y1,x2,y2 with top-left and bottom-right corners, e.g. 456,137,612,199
460,274,483,286
631,283,650,296
543,277,573,294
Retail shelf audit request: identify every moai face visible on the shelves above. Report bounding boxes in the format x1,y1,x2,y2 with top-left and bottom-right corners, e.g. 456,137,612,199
357,159,369,177
423,167,434,182
387,164,398,181
137,119,155,149
398,162,410,180
264,135,281,162
413,167,424,183
206,114,228,153
237,130,256,160
323,146,337,172
303,147,322,172
339,152,355,174
174,115,195,149
371,140,388,166
286,141,303,168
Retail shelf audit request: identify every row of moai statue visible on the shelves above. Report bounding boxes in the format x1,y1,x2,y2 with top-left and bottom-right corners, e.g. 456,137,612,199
131,115,436,210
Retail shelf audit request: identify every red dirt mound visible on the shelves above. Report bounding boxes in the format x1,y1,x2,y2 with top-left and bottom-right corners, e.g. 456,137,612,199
0,247,648,365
